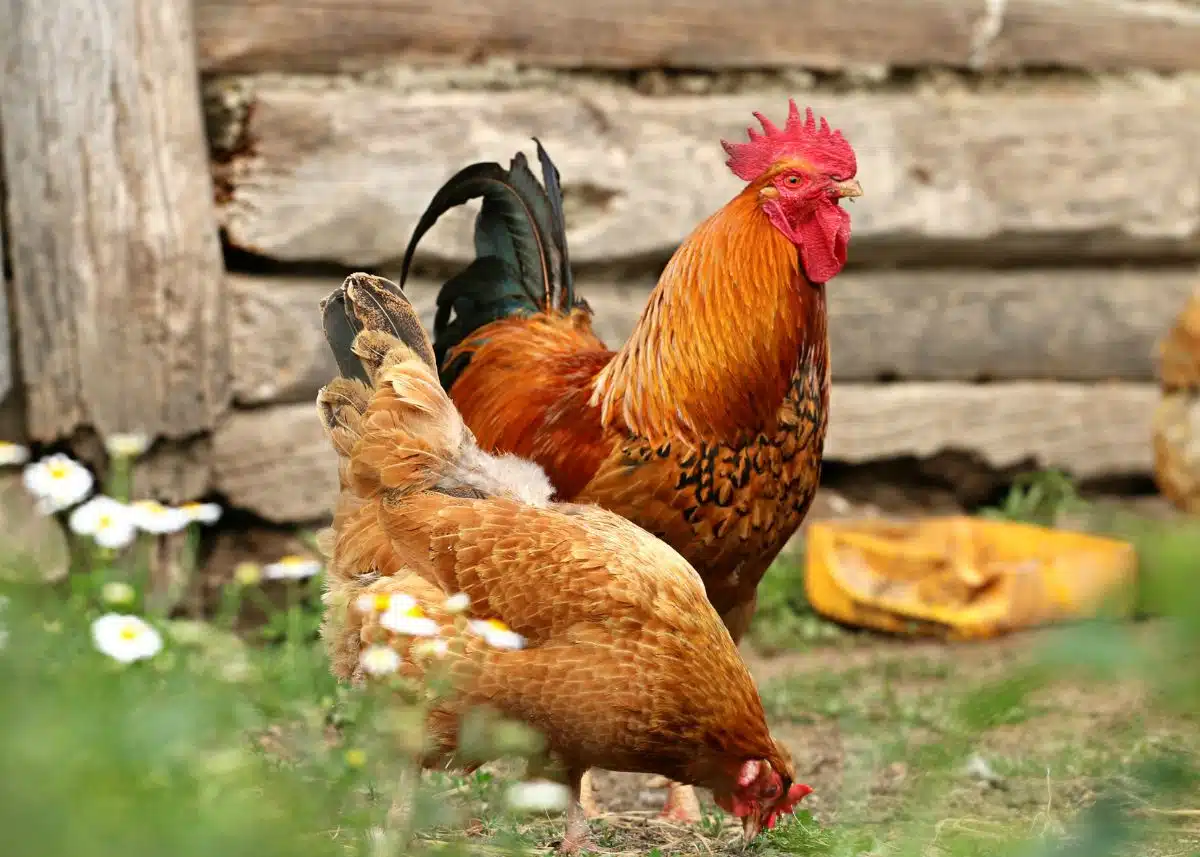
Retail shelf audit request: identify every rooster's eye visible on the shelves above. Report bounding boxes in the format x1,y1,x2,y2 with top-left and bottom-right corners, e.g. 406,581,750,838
784,175,801,186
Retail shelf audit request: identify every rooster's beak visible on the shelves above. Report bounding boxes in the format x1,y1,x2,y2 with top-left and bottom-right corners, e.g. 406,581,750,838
834,178,863,199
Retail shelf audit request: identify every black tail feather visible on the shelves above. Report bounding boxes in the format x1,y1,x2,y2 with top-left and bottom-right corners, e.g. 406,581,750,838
399,142,579,390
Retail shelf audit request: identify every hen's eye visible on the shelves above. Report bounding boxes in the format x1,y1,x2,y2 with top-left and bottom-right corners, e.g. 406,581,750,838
763,783,781,798
785,175,801,186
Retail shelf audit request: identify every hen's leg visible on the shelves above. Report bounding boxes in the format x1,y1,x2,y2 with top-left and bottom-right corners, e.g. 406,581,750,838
559,768,593,855
578,768,602,819
659,781,703,823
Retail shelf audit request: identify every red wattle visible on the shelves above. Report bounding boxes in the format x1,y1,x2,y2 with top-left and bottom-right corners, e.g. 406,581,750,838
797,201,851,284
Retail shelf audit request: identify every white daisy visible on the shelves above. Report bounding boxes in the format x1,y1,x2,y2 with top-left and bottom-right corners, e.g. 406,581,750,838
355,591,414,615
104,433,151,459
443,592,471,614
505,780,570,813
360,644,402,676
23,453,94,513
380,602,440,637
91,613,163,663
100,581,137,607
468,618,526,650
262,555,322,581
180,501,223,525
0,442,30,466
68,495,137,550
129,500,191,535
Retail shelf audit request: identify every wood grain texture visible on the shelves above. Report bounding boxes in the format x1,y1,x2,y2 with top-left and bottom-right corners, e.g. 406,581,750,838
228,269,1197,410
0,210,11,404
214,382,1156,521
831,270,1198,382
229,275,351,406
211,402,337,523
229,273,642,406
827,382,1156,478
194,0,1200,73
213,76,1200,268
1,0,229,442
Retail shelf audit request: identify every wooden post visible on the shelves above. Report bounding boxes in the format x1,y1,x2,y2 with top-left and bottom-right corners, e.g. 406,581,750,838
0,0,229,443
0,204,11,405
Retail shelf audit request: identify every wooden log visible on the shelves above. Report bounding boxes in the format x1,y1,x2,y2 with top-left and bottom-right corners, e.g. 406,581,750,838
0,0,229,442
212,76,1200,269
194,0,1200,74
212,402,336,523
829,269,1200,382
210,382,1156,522
229,275,345,407
227,269,1197,408
0,209,11,404
827,382,1156,478
228,273,650,406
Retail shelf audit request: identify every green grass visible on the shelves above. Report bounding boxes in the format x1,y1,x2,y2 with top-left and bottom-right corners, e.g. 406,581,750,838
2,467,1199,856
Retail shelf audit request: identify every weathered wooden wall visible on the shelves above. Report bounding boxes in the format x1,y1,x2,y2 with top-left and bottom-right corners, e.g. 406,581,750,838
3,0,1198,525
0,0,228,443
189,0,1200,522
193,0,1200,73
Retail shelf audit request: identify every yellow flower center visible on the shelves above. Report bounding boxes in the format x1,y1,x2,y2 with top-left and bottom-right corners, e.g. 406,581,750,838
485,619,510,632
98,514,112,529
278,555,307,566
48,464,68,479
119,626,139,641
372,593,391,612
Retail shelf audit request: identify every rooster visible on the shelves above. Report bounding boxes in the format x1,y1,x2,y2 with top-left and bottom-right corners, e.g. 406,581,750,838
316,274,812,852
369,99,860,820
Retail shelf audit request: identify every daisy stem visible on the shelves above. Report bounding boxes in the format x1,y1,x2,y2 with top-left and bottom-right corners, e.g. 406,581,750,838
215,580,244,631
285,581,303,672
106,452,134,503
182,523,201,582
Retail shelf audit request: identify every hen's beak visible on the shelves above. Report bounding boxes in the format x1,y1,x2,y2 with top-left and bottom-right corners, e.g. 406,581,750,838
741,813,763,843
834,178,863,199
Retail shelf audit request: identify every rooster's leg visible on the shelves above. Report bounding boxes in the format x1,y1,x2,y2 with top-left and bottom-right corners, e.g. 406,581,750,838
658,781,703,824
559,768,593,854
578,768,603,818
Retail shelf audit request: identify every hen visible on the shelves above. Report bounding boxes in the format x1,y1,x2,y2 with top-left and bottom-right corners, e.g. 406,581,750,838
316,273,811,852
380,100,860,819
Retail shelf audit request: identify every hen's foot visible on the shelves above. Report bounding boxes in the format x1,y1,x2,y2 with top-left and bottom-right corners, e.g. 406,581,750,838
658,782,703,824
561,767,596,853
579,769,603,819
557,827,592,855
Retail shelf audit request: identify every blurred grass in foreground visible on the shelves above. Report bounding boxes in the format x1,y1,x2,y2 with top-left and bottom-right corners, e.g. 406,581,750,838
0,468,1197,856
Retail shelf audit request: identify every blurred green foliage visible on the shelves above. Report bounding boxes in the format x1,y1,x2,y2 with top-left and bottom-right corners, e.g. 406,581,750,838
0,467,1197,856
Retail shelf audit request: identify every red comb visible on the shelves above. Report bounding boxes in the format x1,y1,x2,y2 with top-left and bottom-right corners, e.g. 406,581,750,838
721,100,857,182
785,782,813,806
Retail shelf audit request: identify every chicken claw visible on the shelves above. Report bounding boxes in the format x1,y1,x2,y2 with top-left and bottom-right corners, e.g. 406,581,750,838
560,769,593,854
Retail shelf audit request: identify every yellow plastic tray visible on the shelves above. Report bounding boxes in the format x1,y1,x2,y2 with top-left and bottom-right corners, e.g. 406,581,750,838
804,516,1138,640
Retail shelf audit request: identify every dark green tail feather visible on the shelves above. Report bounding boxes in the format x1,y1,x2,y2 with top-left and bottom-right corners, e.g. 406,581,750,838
398,142,580,390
